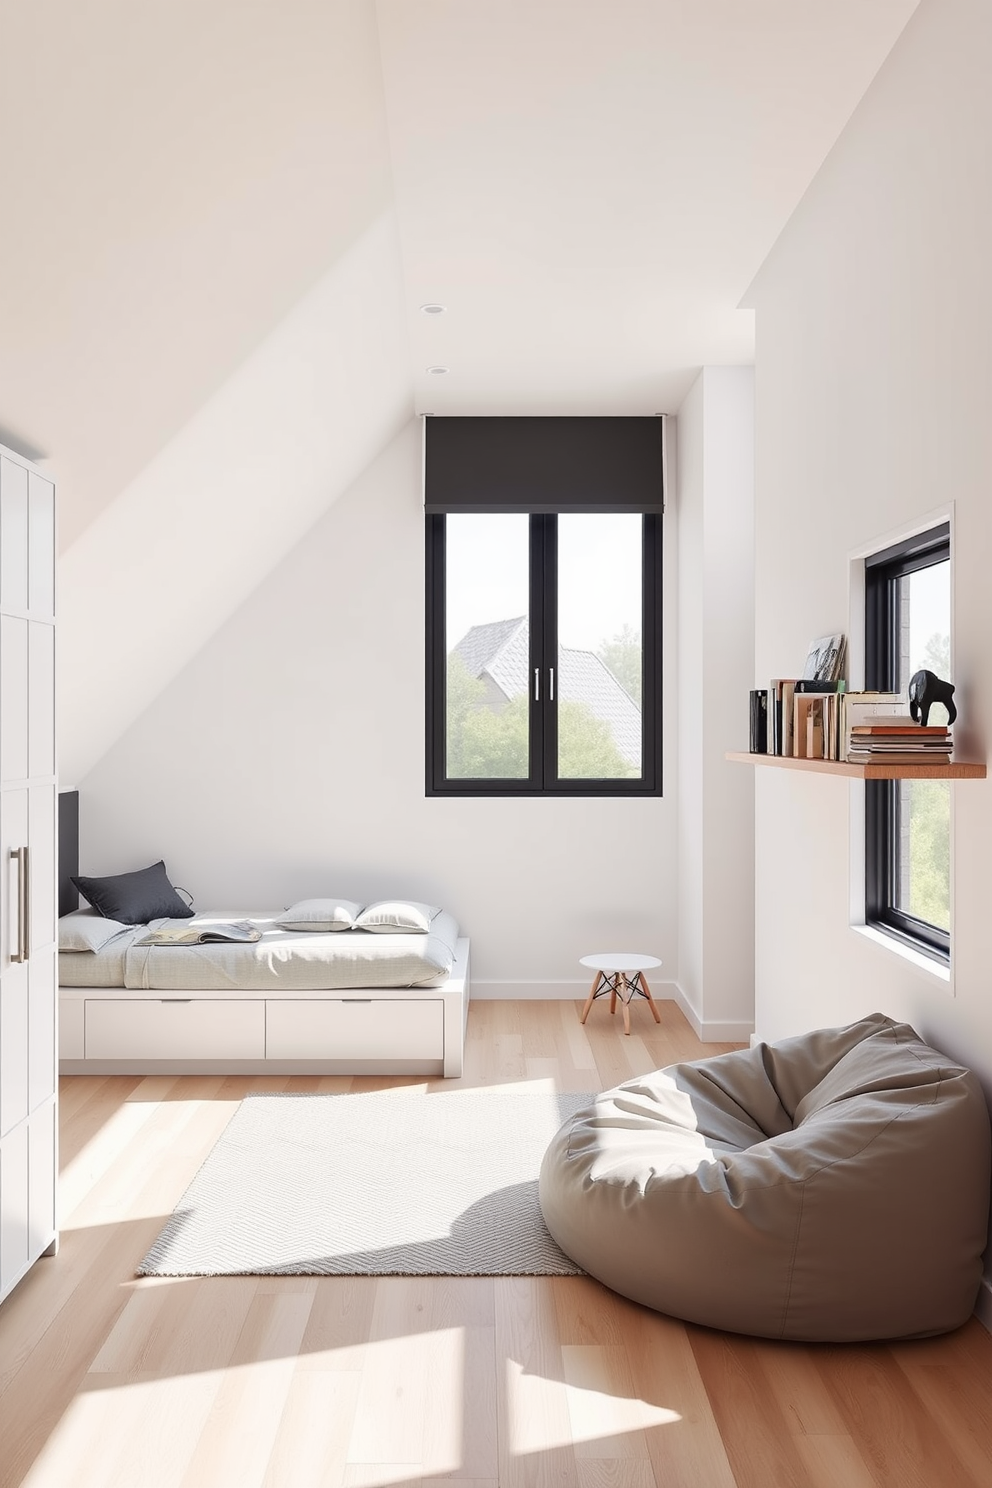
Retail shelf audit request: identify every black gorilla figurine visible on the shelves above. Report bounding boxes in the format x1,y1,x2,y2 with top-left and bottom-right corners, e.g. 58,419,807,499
908,669,957,727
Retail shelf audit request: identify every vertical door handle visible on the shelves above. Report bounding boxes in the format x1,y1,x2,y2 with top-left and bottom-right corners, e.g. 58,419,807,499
549,667,555,701
10,845,29,963
533,668,540,701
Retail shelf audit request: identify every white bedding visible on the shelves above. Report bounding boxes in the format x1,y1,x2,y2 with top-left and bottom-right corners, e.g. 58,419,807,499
59,910,460,992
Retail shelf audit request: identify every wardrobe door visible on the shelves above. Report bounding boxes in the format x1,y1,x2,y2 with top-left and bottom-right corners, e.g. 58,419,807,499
0,455,29,613
0,447,57,1305
28,472,56,621
1,616,29,785
0,790,30,1140
0,1123,29,1295
29,786,57,1112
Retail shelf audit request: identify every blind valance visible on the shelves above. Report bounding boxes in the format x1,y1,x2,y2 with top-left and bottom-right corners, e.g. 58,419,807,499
423,415,665,514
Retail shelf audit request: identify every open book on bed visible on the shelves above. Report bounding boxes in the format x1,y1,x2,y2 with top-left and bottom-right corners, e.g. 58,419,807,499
137,921,262,946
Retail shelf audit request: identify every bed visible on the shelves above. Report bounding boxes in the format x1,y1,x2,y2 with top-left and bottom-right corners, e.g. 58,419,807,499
57,798,470,1078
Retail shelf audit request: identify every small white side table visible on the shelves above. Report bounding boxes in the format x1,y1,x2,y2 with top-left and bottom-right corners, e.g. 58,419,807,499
579,953,662,1037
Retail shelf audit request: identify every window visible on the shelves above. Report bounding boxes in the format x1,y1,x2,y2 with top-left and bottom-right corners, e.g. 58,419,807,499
864,523,951,961
424,417,664,796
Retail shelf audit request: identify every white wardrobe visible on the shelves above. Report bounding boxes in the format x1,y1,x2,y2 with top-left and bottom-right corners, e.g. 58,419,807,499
0,442,57,1305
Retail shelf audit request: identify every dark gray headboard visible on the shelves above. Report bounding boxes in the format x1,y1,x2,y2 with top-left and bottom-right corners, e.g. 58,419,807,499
58,790,79,918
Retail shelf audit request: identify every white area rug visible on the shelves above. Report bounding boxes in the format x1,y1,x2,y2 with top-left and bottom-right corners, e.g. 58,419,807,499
138,1090,592,1277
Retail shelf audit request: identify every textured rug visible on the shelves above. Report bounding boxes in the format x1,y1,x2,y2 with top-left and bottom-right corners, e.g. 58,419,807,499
138,1090,593,1277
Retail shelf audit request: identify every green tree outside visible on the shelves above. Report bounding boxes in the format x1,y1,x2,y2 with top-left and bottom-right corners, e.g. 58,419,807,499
597,624,642,705
445,651,636,779
906,631,951,930
907,779,950,931
921,630,950,679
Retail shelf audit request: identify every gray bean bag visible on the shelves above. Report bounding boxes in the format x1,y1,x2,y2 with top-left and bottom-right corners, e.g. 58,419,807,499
539,1013,991,1340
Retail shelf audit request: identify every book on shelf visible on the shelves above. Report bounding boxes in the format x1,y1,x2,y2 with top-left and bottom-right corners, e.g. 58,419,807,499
839,692,904,757
749,689,768,753
790,690,849,761
846,752,952,765
137,920,262,946
849,740,952,751
768,679,800,755
850,720,948,735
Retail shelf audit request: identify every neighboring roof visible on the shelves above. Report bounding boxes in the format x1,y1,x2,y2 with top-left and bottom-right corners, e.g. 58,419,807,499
452,617,526,685
452,617,641,767
558,647,641,767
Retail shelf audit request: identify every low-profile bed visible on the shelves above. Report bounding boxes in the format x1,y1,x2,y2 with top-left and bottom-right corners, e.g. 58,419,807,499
57,799,470,1078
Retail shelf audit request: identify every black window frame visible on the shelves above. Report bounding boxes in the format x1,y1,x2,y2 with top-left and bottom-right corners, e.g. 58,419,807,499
426,511,663,797
864,522,950,962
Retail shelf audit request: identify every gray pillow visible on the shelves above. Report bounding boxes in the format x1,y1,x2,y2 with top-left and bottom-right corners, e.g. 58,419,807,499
276,898,364,932
71,860,194,924
59,909,130,953
353,900,440,934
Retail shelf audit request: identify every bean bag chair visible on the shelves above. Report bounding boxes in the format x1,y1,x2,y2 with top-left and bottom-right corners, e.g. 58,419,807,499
539,1013,991,1340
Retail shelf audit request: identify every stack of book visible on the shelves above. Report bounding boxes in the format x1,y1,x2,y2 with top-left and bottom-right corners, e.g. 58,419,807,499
847,716,952,764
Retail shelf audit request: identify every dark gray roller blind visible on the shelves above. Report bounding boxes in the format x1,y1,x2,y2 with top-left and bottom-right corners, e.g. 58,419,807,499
424,415,664,513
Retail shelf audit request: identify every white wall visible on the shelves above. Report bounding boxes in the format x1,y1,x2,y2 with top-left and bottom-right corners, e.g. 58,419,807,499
59,212,412,787
75,421,679,998
747,0,992,1310
677,368,756,1041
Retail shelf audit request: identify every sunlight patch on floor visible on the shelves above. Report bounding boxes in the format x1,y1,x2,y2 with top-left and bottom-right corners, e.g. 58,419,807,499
19,1370,225,1488
347,1326,465,1473
505,1348,680,1459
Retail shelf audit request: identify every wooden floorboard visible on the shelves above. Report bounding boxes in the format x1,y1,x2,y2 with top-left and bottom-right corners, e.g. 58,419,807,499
0,998,989,1487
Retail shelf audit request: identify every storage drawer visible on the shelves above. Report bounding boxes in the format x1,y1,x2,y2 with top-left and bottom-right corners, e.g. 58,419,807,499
85,999,265,1060
59,998,85,1060
266,998,443,1061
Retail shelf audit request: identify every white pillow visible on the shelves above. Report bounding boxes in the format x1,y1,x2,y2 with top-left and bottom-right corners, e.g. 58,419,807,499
276,898,363,932
353,900,440,934
59,908,130,953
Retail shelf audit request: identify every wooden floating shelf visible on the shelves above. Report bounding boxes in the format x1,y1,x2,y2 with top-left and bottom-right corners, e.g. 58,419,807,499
726,751,986,781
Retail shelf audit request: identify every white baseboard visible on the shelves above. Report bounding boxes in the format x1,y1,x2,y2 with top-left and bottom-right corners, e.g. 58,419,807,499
975,1276,992,1335
671,982,754,1045
473,980,681,1002
473,980,754,1043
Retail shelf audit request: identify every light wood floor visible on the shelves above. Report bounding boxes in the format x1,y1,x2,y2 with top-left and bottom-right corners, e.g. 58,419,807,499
1,999,991,1488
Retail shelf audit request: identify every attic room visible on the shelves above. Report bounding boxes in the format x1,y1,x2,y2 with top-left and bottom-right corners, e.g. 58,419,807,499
2,1,992,1484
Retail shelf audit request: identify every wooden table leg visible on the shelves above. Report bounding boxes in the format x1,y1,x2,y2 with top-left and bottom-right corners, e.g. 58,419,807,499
620,974,631,1035
579,972,603,1025
609,974,617,1016
637,972,662,1024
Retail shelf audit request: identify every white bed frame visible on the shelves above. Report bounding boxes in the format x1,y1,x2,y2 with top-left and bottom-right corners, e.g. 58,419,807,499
59,938,471,1079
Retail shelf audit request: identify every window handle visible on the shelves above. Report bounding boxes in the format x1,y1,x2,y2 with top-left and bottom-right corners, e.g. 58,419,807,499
533,668,540,702
549,667,555,701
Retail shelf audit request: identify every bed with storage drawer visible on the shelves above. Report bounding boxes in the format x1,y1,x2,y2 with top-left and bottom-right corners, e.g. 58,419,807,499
57,800,470,1078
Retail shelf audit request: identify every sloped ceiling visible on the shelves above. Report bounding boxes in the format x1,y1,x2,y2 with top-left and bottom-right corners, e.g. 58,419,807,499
0,0,919,780
0,0,396,546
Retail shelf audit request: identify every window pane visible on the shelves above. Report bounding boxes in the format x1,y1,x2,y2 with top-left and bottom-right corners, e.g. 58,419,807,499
896,560,951,695
445,514,530,779
556,514,642,779
895,779,950,932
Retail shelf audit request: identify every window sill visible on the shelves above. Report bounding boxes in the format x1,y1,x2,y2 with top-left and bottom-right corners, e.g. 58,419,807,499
851,923,952,987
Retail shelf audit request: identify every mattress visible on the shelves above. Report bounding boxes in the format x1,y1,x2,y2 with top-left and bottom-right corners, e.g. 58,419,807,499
58,927,135,987
59,910,460,992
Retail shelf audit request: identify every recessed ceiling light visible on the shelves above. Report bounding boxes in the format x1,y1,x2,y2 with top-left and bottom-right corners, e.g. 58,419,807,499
420,303,446,315
426,365,449,375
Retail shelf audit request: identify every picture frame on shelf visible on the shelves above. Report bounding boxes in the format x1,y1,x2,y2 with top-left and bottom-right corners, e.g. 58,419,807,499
802,633,846,685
